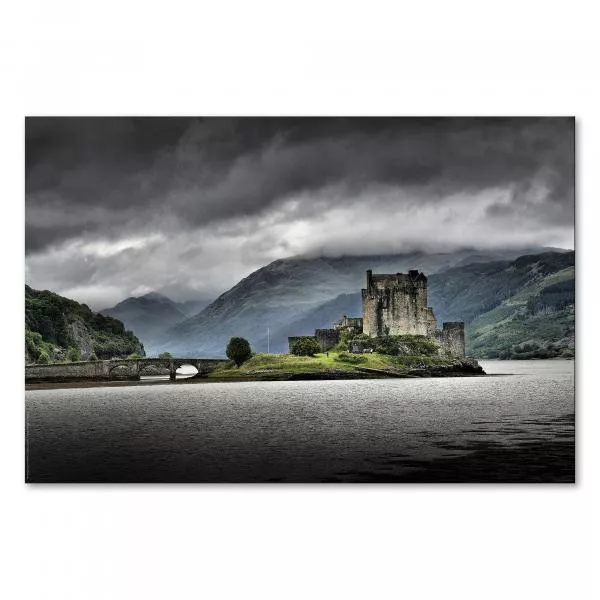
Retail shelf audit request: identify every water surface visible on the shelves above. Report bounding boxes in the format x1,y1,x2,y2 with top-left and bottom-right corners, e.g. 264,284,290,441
25,359,575,483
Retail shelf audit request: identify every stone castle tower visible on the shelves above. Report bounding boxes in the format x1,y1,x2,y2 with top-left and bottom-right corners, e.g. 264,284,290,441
361,269,465,357
362,269,437,337
289,268,466,358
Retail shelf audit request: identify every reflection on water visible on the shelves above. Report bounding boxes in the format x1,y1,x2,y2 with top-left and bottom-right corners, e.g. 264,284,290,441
25,360,575,483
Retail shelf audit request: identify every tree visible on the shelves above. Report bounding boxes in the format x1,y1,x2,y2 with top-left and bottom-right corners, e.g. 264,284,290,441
159,352,173,359
226,337,252,366
290,337,321,357
66,346,81,362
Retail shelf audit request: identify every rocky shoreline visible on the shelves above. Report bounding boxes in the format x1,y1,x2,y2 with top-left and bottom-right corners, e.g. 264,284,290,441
26,358,485,389
267,358,486,381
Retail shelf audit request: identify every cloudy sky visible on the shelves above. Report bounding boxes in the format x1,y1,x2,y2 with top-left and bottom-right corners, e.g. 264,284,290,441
25,117,574,310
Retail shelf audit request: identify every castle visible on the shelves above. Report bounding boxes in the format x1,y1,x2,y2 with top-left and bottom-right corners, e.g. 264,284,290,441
288,269,465,357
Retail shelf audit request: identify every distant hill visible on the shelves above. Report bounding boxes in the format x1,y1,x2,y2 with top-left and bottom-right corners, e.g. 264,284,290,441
161,246,565,357
25,285,145,364
100,292,191,355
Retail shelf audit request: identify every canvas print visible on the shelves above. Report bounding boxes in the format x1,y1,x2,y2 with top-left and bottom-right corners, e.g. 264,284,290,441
25,117,575,483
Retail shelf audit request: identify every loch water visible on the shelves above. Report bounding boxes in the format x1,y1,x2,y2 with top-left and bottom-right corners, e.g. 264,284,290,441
25,360,575,483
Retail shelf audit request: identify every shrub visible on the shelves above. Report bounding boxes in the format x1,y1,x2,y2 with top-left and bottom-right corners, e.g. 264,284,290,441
37,349,51,364
372,335,438,357
66,346,81,362
335,352,367,364
290,337,321,357
159,352,173,359
128,353,143,359
89,353,98,361
226,337,252,366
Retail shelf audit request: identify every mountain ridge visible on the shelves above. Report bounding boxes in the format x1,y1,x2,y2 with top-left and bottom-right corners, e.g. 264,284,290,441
160,246,570,357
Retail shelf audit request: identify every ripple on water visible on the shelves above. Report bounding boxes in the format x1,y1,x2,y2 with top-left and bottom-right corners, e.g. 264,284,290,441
25,359,575,483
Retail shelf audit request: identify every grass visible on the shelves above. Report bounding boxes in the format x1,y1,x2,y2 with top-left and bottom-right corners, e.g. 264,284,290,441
208,351,455,379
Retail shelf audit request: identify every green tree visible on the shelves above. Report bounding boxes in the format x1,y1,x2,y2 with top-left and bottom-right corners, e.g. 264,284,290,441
226,337,252,366
159,352,173,359
66,346,81,362
290,337,321,357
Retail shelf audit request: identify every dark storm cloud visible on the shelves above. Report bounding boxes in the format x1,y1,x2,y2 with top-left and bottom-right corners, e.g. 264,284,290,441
25,117,574,309
25,117,574,254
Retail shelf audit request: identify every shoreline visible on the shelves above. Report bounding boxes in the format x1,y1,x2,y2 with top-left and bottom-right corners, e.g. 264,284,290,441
25,368,490,391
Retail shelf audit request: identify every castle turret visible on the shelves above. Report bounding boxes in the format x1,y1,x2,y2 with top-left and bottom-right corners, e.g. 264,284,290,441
436,322,466,358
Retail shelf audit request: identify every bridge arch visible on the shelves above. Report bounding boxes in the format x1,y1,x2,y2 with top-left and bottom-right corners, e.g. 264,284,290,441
174,363,199,378
138,362,170,378
107,361,139,379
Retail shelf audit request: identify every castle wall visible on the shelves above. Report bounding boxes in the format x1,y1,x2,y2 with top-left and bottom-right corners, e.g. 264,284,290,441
435,322,466,358
362,289,380,337
334,315,363,333
314,329,340,351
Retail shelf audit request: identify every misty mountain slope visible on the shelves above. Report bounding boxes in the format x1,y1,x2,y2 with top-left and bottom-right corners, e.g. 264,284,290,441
258,293,363,353
176,299,211,317
161,246,561,357
427,251,575,325
259,251,576,355
466,261,575,357
100,292,189,355
425,251,574,356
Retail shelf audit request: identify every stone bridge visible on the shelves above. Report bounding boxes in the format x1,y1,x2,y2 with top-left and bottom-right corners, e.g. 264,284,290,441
25,357,230,383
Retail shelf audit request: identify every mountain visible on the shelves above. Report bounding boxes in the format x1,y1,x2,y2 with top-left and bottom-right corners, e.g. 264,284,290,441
161,246,565,357
259,293,363,353
100,292,190,355
261,250,575,357
176,299,211,317
25,285,145,364
454,252,575,358
428,251,574,324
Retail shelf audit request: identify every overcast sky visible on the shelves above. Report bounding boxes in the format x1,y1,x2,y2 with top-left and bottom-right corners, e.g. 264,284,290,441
25,117,574,310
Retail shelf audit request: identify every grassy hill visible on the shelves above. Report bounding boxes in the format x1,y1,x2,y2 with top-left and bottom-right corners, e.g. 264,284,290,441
25,285,145,364
465,260,574,358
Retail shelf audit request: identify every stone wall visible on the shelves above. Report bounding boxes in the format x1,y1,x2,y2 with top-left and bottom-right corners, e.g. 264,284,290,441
436,322,466,358
333,315,363,333
314,329,340,351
